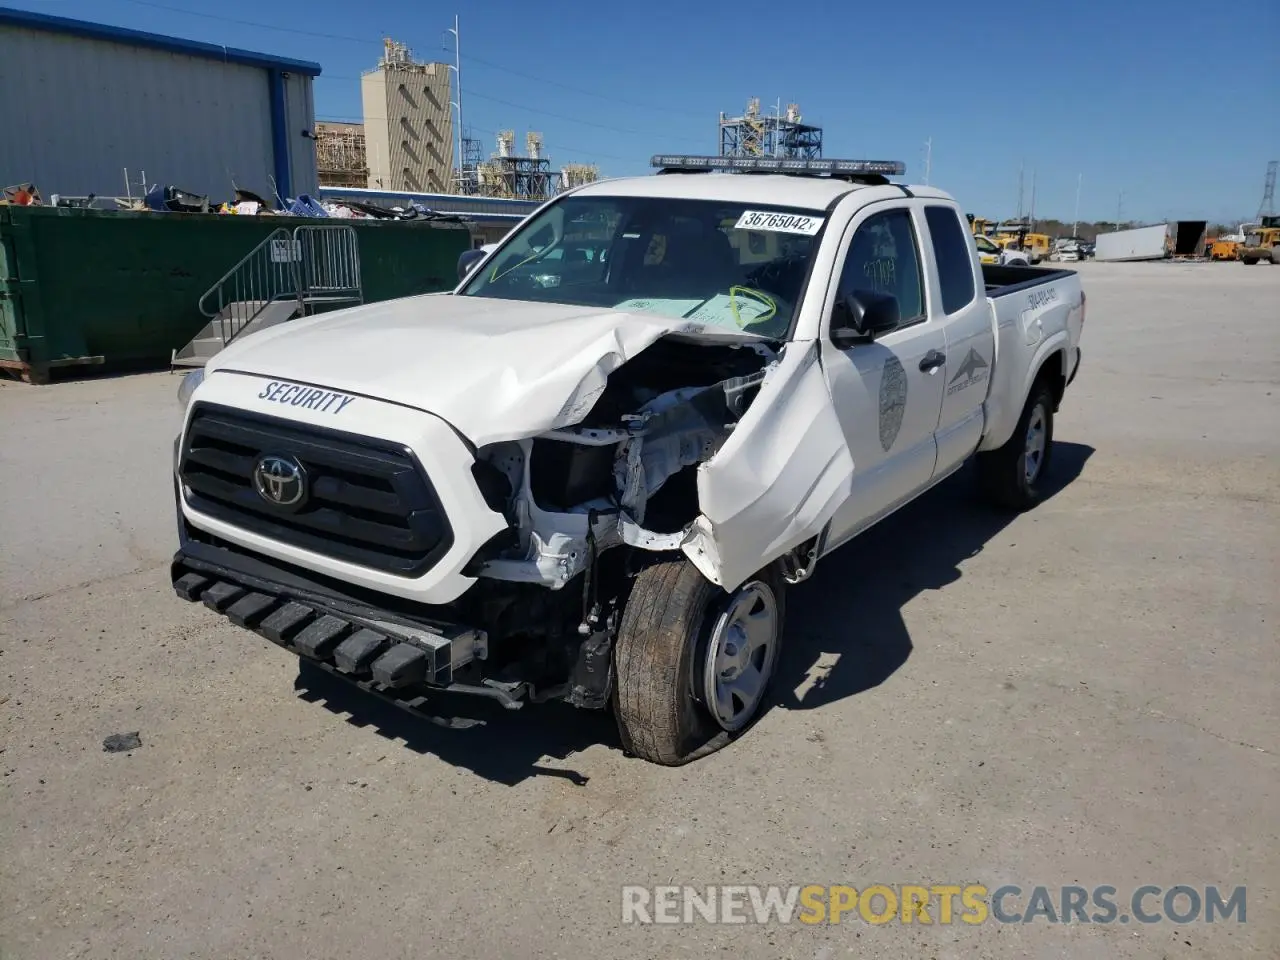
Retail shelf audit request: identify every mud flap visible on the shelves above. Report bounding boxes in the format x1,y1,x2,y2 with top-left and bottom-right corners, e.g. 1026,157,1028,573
682,341,855,591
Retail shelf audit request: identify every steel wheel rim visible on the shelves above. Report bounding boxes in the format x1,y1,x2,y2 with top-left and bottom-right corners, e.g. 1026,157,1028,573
1024,403,1048,484
702,580,779,732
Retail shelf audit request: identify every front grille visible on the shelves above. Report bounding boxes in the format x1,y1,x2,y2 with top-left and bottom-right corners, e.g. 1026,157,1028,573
179,403,453,577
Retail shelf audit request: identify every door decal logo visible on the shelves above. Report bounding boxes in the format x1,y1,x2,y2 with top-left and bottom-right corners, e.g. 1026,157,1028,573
879,356,908,451
947,347,990,396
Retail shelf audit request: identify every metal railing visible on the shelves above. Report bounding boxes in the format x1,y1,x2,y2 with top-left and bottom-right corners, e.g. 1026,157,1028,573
295,224,362,311
196,225,362,346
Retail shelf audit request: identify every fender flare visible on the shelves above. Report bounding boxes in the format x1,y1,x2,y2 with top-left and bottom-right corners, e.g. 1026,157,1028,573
980,332,1071,452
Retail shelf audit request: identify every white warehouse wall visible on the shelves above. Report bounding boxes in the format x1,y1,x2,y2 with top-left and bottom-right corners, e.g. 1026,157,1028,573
0,21,317,202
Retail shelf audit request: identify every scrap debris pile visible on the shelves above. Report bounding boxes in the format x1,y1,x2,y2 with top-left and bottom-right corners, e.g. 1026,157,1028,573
1,180,465,224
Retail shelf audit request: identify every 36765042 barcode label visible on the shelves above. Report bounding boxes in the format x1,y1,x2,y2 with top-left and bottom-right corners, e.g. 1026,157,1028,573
733,210,825,235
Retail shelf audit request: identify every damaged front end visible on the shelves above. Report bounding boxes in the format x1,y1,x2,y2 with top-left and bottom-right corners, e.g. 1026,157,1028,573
456,329,855,710
468,335,775,591
470,327,854,593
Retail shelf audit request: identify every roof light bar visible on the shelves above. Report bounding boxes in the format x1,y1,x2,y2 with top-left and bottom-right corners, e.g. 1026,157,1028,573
650,155,907,177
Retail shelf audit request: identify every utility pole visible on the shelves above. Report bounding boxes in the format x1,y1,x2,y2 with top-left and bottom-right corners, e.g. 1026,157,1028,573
1029,168,1037,231
923,137,932,185
1016,161,1025,222
447,15,463,194
1072,173,1082,238
1116,191,1124,229
773,98,782,158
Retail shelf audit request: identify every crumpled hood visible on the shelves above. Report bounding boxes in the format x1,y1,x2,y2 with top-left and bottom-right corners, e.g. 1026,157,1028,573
208,293,761,446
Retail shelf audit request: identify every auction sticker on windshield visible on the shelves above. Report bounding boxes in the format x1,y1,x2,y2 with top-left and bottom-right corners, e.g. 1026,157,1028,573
733,210,825,235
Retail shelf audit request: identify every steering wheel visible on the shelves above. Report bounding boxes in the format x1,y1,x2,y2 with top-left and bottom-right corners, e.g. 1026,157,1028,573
746,254,805,294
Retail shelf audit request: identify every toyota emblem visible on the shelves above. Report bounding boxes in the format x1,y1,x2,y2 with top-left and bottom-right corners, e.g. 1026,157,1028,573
252,455,307,507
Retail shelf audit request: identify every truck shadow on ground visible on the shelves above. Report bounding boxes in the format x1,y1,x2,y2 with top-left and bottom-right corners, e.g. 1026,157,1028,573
770,441,1094,712
293,665,614,787
292,441,1093,785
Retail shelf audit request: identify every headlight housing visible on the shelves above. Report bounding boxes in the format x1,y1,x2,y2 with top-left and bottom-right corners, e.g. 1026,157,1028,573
177,368,205,410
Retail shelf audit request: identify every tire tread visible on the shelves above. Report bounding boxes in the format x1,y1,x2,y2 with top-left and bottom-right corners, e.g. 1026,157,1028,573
977,381,1055,511
613,559,716,764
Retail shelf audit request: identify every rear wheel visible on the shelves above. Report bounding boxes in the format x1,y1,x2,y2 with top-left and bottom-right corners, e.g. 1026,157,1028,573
977,380,1055,511
613,559,785,765
1241,256,1259,265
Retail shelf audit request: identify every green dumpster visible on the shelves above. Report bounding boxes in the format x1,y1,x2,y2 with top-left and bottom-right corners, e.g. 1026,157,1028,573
0,205,471,383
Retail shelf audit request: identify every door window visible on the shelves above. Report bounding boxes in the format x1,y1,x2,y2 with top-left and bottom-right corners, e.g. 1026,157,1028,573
837,209,925,325
924,205,978,313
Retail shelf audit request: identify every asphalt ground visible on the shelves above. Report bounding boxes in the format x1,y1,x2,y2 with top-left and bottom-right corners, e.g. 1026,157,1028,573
2,259,1277,959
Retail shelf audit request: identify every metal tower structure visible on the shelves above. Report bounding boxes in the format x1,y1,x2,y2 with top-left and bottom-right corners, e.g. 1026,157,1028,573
559,163,600,191
718,98,822,159
1257,160,1277,220
457,132,483,195
314,122,368,188
475,130,555,199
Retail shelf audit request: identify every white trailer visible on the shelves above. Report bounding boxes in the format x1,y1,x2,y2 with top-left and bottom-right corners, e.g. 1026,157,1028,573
1093,224,1171,262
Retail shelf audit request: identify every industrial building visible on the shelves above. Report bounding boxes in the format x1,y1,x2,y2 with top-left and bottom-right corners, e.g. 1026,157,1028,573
317,121,600,202
0,7,320,202
314,121,368,189
316,36,600,201
719,98,823,159
361,38,455,193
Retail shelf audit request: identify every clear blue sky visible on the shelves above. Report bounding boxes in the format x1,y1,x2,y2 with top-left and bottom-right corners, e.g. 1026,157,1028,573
10,0,1279,222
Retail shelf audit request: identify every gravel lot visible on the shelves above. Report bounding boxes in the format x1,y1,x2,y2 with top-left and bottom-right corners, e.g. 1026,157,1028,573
2,260,1277,959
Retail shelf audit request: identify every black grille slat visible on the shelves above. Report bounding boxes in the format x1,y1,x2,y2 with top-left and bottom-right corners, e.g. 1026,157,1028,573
184,445,256,479
310,475,405,515
179,403,454,577
194,413,413,476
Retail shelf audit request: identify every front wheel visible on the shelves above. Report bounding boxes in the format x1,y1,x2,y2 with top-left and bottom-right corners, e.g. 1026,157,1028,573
1241,257,1259,265
612,559,785,765
977,381,1055,510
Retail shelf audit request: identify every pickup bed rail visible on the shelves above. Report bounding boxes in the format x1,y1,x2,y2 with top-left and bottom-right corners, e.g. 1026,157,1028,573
982,264,1078,298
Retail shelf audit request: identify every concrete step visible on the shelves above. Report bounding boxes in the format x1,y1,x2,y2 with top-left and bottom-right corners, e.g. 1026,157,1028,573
172,299,300,368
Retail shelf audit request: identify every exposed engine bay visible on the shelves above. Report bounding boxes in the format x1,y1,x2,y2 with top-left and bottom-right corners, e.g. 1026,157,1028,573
469,335,779,591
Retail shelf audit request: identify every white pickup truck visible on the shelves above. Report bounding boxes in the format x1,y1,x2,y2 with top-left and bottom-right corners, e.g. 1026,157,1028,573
171,154,1085,765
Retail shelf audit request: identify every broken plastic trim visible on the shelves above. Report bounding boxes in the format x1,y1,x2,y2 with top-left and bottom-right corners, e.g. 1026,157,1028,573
618,512,690,551
473,355,782,587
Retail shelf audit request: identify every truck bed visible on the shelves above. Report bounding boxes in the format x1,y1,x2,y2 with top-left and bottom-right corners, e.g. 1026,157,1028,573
982,263,1077,297
976,263,1084,457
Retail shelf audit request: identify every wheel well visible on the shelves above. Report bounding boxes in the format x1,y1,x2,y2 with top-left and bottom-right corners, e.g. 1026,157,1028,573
1035,350,1068,411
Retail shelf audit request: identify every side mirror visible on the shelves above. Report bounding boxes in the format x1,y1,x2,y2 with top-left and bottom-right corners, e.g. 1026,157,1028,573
457,248,487,282
830,290,901,348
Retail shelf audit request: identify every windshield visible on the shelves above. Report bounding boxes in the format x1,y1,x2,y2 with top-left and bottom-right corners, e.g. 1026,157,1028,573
457,194,828,338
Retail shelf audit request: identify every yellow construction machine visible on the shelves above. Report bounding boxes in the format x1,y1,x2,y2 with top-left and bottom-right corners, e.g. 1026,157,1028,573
1239,216,1280,264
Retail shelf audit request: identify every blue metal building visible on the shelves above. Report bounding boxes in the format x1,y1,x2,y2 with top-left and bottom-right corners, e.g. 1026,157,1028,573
0,7,321,202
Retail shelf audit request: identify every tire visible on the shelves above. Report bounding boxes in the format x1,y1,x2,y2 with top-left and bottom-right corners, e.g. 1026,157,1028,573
612,558,785,765
977,380,1055,511
1241,257,1258,265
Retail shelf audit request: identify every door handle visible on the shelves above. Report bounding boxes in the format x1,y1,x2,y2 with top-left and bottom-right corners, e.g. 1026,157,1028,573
919,349,946,373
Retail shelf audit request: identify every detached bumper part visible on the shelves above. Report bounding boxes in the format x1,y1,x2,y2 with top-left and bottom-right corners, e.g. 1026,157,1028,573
172,554,483,703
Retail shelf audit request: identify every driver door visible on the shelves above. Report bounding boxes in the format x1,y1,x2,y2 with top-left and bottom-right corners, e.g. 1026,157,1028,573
820,203,948,551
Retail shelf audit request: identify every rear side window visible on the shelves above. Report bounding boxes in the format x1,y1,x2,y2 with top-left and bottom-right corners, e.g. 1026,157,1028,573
924,206,977,314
